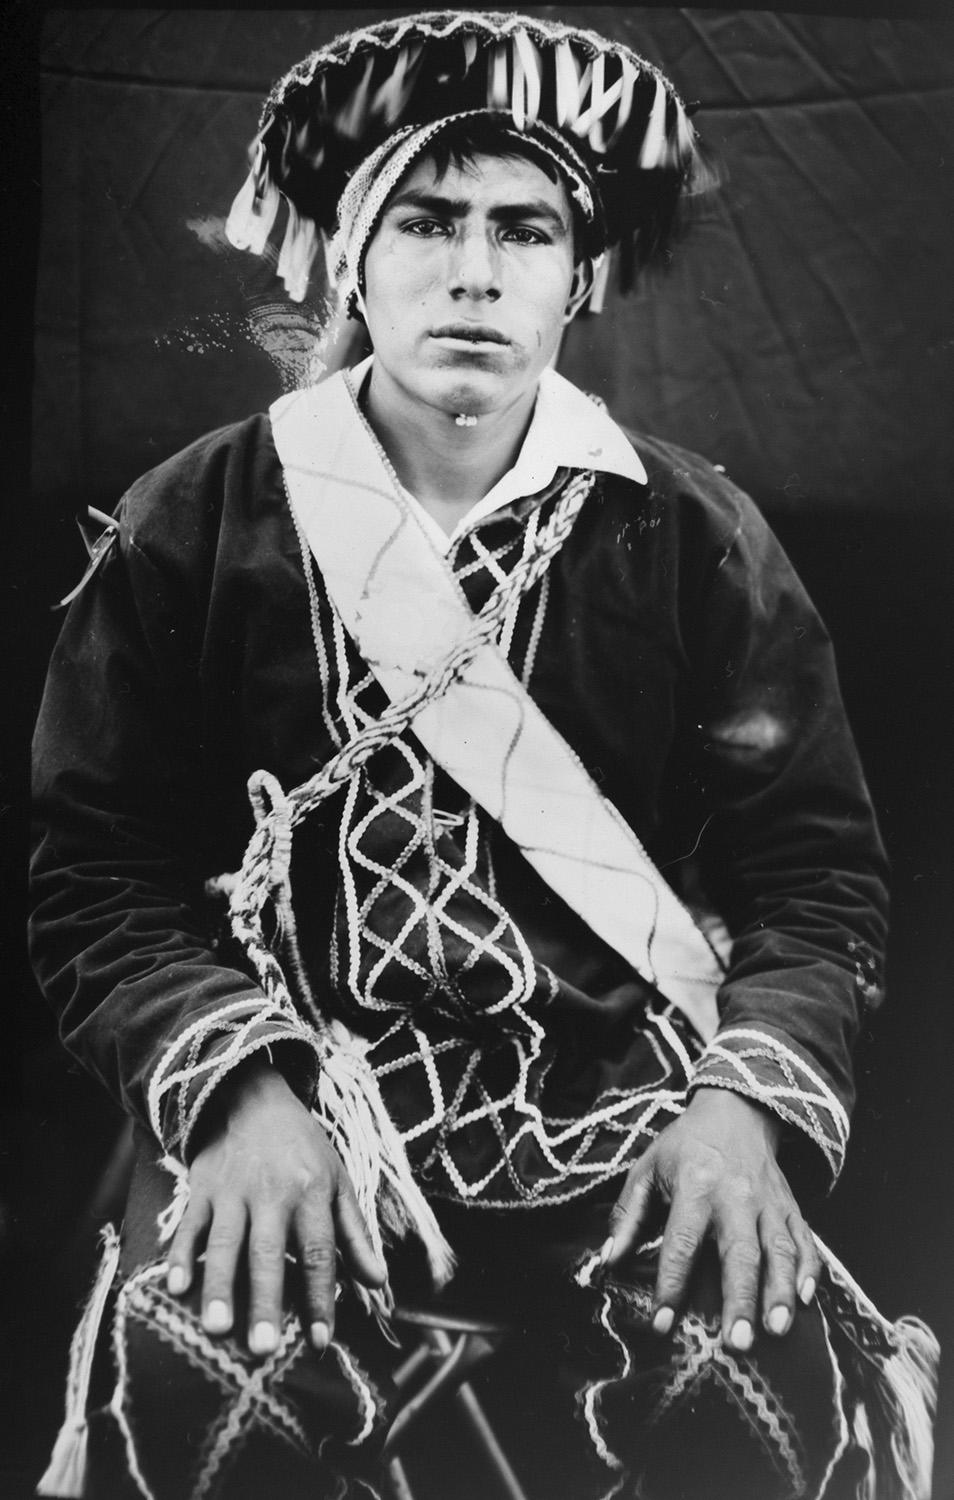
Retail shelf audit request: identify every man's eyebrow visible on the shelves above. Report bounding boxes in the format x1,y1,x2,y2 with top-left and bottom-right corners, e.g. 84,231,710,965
384,189,569,231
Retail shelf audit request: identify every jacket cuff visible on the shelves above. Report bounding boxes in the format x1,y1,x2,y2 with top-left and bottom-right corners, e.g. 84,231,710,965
687,1025,850,1186
146,994,323,1162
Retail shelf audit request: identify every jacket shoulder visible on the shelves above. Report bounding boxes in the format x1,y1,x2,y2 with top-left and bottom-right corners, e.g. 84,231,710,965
118,413,282,560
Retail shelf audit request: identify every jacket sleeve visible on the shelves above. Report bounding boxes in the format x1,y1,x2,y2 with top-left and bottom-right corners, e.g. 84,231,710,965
672,462,888,1190
30,459,322,1164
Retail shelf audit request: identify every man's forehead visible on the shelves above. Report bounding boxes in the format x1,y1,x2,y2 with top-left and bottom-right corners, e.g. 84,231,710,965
383,151,574,223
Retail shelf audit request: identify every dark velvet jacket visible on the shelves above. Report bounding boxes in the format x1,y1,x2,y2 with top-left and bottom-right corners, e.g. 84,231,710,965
30,411,888,1190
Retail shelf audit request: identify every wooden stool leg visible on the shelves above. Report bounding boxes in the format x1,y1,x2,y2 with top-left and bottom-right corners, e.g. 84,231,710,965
386,1455,416,1500
427,1329,530,1500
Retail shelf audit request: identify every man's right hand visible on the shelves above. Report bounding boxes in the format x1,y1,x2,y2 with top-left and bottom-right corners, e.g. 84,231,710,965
165,1058,387,1357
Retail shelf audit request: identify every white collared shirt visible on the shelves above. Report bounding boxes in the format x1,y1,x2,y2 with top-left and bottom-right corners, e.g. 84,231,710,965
350,356,647,555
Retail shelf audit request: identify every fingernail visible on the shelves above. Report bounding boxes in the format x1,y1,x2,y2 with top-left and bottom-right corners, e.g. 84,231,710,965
767,1305,791,1336
729,1318,753,1351
249,1321,278,1356
799,1276,817,1306
310,1321,330,1353
598,1237,615,1267
652,1306,674,1336
204,1300,232,1334
167,1265,189,1295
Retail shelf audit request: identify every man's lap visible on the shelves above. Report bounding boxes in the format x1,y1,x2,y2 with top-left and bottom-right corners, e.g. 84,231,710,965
74,1134,860,1500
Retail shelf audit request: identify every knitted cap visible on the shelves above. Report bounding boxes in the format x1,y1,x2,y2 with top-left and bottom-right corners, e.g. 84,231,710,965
226,10,715,304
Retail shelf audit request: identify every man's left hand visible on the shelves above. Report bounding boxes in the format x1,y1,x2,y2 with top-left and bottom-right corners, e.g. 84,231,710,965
602,1087,820,1350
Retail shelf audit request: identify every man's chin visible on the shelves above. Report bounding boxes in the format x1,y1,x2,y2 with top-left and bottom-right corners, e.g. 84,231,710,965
427,370,528,421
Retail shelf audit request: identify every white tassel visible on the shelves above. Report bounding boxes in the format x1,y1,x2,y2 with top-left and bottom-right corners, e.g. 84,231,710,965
586,252,612,316
638,76,668,169
488,42,509,110
819,1239,939,1500
38,1225,121,1498
572,53,616,152
850,1318,938,1500
461,34,478,74
155,1154,190,1244
336,53,375,139
225,142,281,255
555,40,580,129
277,206,319,303
606,57,638,149
371,42,422,126
314,1021,456,1306
511,29,542,131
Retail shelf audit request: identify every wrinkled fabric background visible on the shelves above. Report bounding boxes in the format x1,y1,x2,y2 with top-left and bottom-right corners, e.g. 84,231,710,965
7,7,954,1498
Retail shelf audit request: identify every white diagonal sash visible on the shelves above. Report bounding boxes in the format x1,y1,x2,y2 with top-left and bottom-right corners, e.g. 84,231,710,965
271,374,723,1040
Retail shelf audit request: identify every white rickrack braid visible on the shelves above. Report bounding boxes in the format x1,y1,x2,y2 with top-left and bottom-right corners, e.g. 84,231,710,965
216,474,593,1290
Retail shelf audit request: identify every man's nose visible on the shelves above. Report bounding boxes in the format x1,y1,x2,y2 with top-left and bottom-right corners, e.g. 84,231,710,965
449,228,502,301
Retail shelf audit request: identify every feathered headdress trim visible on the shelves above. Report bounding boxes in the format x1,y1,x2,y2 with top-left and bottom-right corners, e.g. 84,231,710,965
226,11,717,303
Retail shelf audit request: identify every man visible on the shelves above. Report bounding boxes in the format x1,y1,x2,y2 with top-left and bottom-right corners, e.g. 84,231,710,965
30,13,936,1500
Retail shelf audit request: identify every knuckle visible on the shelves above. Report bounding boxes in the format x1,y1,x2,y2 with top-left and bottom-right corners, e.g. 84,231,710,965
249,1239,285,1270
668,1225,702,1262
299,1240,336,1275
725,1173,756,1206
768,1233,797,1264
682,1160,721,1199
206,1227,240,1255
290,1161,325,1197
727,1239,762,1275
607,1201,630,1231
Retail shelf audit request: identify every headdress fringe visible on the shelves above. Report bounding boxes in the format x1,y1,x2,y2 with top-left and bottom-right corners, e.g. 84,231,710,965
224,14,717,304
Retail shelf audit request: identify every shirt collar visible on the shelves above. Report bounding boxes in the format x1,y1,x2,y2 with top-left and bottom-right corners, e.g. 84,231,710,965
349,356,647,551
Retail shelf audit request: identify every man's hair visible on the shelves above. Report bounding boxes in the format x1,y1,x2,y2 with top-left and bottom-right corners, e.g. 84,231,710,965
417,113,598,262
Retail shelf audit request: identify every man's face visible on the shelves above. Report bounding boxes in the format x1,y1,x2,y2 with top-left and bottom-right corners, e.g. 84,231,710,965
361,150,583,421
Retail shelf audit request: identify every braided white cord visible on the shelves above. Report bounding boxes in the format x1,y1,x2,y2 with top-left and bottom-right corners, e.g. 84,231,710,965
231,469,593,944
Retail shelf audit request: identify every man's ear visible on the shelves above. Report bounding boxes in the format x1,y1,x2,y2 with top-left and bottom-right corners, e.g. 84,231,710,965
562,259,596,324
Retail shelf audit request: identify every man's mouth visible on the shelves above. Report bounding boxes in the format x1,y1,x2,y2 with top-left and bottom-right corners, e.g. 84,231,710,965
431,323,510,345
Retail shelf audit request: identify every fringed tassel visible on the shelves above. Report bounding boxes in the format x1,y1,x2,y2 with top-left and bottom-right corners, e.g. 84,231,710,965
637,76,668,169
336,53,375,140
586,252,612,315
819,1242,939,1500
155,1154,190,1244
37,1225,121,1498
277,205,319,303
314,1021,456,1310
573,53,613,152
488,41,510,111
371,42,423,127
225,141,281,255
554,39,580,130
510,28,542,132
843,1317,938,1500
606,57,637,150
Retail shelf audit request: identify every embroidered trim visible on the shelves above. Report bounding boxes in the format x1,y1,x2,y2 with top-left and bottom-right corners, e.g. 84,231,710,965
690,1026,851,1180
147,998,322,1160
660,1317,806,1493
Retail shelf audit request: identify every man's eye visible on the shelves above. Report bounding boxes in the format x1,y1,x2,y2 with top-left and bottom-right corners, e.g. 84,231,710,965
403,219,448,237
503,226,547,246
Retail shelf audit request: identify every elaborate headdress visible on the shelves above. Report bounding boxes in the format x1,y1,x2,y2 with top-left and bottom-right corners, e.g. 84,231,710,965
226,10,715,307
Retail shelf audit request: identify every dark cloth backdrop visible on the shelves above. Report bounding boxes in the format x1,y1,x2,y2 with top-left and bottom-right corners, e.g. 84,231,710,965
6,7,954,1499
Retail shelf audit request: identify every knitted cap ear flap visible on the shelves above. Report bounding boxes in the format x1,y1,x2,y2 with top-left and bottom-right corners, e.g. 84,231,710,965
225,11,717,303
